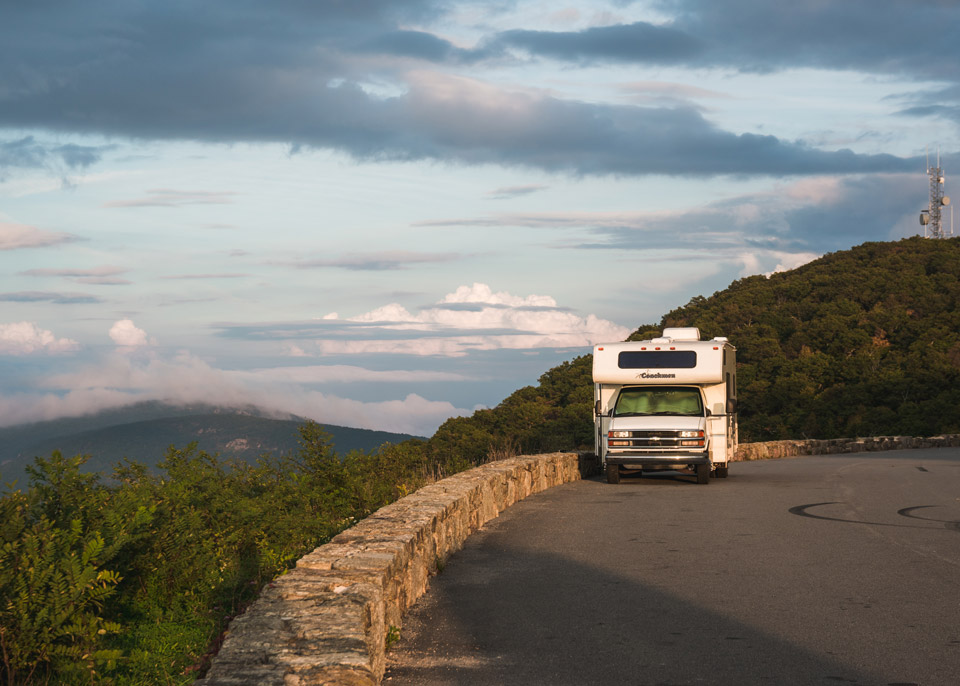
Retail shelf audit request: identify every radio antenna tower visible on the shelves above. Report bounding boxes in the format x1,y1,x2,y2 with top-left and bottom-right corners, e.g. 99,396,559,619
919,148,953,238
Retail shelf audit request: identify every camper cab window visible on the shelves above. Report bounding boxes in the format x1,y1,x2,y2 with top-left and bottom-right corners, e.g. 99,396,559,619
613,386,703,417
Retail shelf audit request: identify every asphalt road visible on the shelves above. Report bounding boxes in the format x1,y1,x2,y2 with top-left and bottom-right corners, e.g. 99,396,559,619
384,449,960,686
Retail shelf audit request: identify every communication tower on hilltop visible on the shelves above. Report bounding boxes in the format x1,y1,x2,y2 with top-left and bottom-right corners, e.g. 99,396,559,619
920,149,953,238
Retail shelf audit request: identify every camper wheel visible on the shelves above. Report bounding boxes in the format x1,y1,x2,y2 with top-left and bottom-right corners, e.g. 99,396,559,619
606,463,621,484
696,463,710,485
715,465,729,479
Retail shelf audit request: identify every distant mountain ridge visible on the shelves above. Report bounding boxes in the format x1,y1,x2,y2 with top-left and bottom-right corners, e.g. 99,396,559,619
0,402,421,484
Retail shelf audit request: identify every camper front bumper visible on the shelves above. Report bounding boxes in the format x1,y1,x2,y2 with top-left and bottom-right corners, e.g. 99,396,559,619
605,452,710,467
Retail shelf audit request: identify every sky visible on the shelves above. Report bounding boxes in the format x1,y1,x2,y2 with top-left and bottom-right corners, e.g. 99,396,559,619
2,0,960,436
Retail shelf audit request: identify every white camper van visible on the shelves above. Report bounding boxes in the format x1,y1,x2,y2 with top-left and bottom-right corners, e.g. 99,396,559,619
593,328,737,484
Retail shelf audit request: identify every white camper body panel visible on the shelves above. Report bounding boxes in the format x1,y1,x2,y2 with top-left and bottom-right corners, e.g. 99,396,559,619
592,341,725,385
592,330,737,484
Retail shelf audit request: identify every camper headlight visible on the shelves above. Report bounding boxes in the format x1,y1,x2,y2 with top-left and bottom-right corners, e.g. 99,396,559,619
679,430,704,438
609,431,631,438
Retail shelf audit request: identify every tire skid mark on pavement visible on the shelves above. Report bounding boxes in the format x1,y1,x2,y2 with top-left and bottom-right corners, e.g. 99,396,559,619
789,502,960,533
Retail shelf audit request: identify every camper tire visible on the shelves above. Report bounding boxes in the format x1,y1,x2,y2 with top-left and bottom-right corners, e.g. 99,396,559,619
606,463,621,484
696,463,710,485
715,465,729,479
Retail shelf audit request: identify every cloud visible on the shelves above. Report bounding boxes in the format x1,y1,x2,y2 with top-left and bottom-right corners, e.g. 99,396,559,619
0,291,101,304
0,136,109,176
159,273,251,280
439,282,557,308
109,319,150,347
618,81,731,105
307,331,619,358
103,189,237,208
493,21,704,65
667,0,960,79
764,251,820,276
234,365,469,384
0,3,921,178
358,29,491,64
0,222,76,251
22,350,468,435
18,266,130,285
417,173,929,255
75,277,131,285
373,72,915,177
487,184,547,199
219,282,630,357
0,322,80,356
282,251,462,271
485,3,960,82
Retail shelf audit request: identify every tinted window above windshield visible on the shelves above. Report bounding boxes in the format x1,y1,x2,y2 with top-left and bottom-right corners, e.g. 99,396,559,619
618,350,696,369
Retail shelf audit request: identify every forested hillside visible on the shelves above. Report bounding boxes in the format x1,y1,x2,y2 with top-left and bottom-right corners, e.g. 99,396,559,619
426,355,595,462
430,236,960,450
648,236,960,440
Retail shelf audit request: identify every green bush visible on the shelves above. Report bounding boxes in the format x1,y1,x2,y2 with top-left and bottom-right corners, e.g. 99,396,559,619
0,424,460,685
1,452,151,684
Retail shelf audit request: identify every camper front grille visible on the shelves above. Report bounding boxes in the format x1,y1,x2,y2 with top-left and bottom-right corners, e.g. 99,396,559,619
607,430,704,449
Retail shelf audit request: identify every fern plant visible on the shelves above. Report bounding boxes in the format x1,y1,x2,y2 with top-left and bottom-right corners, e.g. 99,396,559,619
1,452,151,685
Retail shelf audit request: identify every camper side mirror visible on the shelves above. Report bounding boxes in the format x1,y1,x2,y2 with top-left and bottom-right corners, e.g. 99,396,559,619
595,400,602,417
726,398,738,414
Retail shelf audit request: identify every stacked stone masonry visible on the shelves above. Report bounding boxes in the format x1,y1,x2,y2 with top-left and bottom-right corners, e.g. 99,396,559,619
199,452,588,686
199,436,959,686
735,434,960,461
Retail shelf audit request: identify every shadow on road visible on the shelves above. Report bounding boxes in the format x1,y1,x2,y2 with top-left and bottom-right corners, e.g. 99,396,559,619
387,454,960,685
386,547,893,686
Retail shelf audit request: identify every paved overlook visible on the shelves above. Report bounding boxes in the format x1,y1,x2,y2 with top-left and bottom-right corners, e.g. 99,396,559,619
385,449,960,686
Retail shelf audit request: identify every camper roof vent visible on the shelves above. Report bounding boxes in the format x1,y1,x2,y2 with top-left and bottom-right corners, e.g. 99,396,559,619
662,327,700,341
712,336,729,343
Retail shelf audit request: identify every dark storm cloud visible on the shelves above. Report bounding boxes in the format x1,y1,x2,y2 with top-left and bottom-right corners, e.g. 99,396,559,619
899,104,960,120
511,1,960,80
420,171,932,254
494,21,702,64
0,1,929,178
404,98,913,176
0,137,108,174
777,175,933,251
487,2,960,129
574,173,927,254
891,85,960,127
358,30,494,63
660,0,960,79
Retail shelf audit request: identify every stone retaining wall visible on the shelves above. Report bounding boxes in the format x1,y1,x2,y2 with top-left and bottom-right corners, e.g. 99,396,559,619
735,434,960,461
199,451,588,686
200,434,960,685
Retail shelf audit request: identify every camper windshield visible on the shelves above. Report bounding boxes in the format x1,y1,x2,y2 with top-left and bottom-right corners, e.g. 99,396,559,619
613,386,703,417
